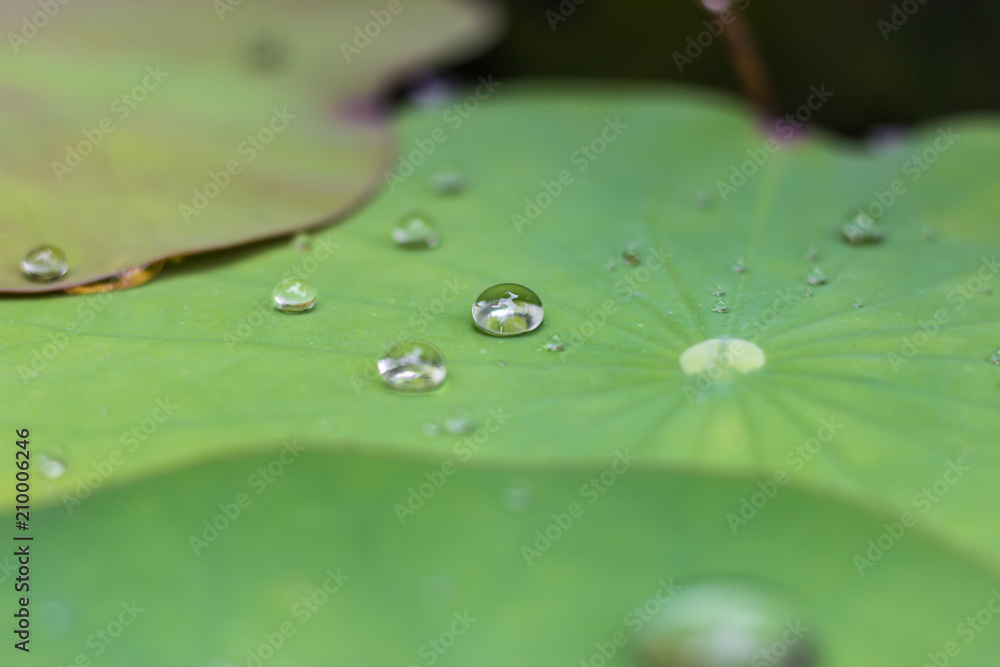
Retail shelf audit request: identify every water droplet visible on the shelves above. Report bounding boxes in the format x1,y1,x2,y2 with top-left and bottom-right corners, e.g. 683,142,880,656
544,334,566,352
21,245,69,281
806,267,827,286
732,259,747,274
39,456,66,480
291,232,312,252
841,211,883,245
422,422,441,437
272,278,316,313
472,283,544,336
377,340,447,392
393,213,439,249
431,172,465,196
989,350,1000,366
853,299,863,309
501,481,532,514
805,246,819,262
639,576,818,667
712,299,729,313
622,244,641,266
444,407,474,434
804,289,814,298
604,260,618,272
713,285,726,297
680,338,765,375
694,190,713,208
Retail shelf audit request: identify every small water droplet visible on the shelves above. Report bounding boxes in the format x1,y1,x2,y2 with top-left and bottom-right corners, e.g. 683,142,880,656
39,456,66,480
377,341,447,392
712,298,729,313
498,359,507,367
804,289,814,298
422,422,441,437
622,243,641,266
604,260,618,272
431,171,465,196
805,246,819,262
291,232,312,252
853,299,863,308
713,285,726,297
732,259,747,274
501,481,532,514
444,407,474,434
694,189,713,208
472,283,544,336
989,350,1000,366
841,211,883,245
639,576,818,667
22,245,69,281
393,213,439,249
272,278,316,313
544,334,565,352
806,267,827,286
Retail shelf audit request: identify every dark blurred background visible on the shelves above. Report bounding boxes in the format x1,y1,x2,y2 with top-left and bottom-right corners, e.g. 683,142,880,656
439,0,1000,136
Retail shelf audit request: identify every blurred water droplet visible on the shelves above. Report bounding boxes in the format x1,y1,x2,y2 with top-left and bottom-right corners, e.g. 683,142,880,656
805,247,818,262
431,171,465,196
498,359,507,368
853,299,863,309
806,268,827,286
39,456,66,480
989,350,1000,366
377,341,447,392
804,289,814,298
732,259,747,274
713,285,726,297
22,245,69,281
272,278,317,313
622,243,641,266
291,232,312,252
444,407,474,434
501,481,532,514
422,422,441,437
712,299,729,313
639,576,818,667
694,190,713,208
545,334,566,352
841,211,883,245
472,283,544,336
680,338,765,375
393,213,439,249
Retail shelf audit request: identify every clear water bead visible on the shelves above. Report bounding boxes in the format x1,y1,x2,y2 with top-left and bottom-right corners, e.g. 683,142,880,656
842,211,883,245
377,340,447,392
806,268,827,286
272,278,316,313
472,283,544,336
544,334,565,351
393,213,439,249
22,245,69,281
39,456,67,479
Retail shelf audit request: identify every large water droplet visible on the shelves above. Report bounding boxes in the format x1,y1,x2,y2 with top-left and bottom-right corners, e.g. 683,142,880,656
39,456,67,480
377,341,447,392
841,211,883,245
272,278,316,313
472,283,544,336
806,268,827,286
639,577,818,667
22,245,69,281
393,213,439,249
680,338,765,375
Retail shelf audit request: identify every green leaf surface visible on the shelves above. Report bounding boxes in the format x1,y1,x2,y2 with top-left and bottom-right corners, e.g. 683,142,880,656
4,87,1000,664
0,0,498,292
